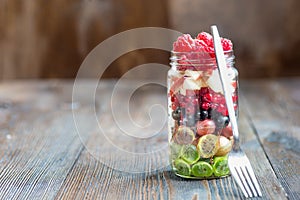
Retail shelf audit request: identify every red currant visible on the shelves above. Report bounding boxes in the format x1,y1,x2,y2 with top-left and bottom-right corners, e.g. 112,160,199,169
180,102,186,108
191,98,199,105
201,102,211,110
232,81,237,89
234,103,238,111
211,103,218,109
217,104,228,116
232,95,238,102
202,93,212,102
171,95,176,102
171,103,177,110
200,87,209,95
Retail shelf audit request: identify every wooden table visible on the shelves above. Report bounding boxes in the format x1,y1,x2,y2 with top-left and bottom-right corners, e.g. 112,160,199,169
0,79,299,200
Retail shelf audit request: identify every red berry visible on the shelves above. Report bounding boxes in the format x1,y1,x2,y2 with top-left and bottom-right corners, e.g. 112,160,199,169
180,102,186,108
234,103,238,111
193,39,207,52
202,93,212,102
173,34,194,52
217,104,228,116
201,102,211,110
200,87,209,95
211,103,218,109
221,124,233,138
196,32,213,47
194,89,200,97
184,96,191,103
221,38,233,51
171,103,177,110
171,95,176,102
196,119,216,136
213,94,225,104
232,81,237,89
191,98,199,105
232,95,238,102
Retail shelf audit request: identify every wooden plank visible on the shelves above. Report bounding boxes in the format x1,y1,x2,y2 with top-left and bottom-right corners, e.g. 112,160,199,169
241,79,300,199
0,80,293,199
55,80,287,200
0,81,95,199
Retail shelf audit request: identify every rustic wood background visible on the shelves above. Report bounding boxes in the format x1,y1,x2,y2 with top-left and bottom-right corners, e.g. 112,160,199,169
1,0,300,79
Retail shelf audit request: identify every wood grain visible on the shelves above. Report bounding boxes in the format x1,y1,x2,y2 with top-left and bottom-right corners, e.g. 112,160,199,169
241,79,300,199
0,79,298,199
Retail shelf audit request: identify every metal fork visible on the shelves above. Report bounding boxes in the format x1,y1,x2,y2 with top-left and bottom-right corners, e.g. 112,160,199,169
211,25,263,198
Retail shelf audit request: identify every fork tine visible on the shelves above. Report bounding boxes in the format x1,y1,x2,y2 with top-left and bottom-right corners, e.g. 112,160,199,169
245,165,263,197
230,166,249,198
235,166,253,197
241,165,257,197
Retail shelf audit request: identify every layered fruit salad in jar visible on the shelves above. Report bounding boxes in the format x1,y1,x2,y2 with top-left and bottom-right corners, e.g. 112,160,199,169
168,32,238,179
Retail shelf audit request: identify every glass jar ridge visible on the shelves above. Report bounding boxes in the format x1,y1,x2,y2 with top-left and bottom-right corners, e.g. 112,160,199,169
170,50,235,71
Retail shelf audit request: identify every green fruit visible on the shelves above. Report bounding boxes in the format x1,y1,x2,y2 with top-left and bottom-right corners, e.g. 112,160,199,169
170,143,183,160
191,161,213,177
197,134,219,158
174,159,191,176
174,126,195,145
213,156,230,177
181,144,200,164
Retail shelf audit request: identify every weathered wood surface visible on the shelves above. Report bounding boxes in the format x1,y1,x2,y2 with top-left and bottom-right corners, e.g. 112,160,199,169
0,79,299,199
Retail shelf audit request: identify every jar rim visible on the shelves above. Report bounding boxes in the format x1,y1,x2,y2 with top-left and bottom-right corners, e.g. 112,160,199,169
169,50,234,71
171,50,233,54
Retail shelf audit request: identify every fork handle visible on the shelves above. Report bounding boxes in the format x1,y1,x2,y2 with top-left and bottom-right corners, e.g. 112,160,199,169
211,26,240,150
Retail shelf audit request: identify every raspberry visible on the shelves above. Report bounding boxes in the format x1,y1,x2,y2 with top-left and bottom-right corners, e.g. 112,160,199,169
193,39,206,52
221,38,233,51
196,32,213,47
173,33,233,67
173,34,194,52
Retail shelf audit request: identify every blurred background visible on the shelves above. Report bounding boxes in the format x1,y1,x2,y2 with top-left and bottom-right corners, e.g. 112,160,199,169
1,0,300,80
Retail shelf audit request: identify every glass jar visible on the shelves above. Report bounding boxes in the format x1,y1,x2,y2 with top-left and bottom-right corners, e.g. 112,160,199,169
167,50,238,179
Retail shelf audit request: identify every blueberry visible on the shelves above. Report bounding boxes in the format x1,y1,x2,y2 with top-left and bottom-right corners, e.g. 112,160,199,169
200,110,208,120
224,116,230,126
208,108,220,119
215,115,230,128
172,112,180,120
175,107,181,114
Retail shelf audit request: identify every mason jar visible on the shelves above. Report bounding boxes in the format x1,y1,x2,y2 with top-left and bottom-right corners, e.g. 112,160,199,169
167,50,238,179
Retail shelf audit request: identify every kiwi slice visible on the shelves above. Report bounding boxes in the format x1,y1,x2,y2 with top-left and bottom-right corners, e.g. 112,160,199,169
213,156,230,177
170,143,183,160
191,161,213,177
174,159,191,176
180,144,200,164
